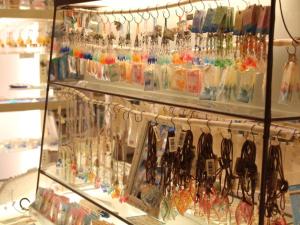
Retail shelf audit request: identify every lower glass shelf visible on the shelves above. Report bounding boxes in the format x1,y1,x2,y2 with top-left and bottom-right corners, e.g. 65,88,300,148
40,167,272,225
29,207,56,225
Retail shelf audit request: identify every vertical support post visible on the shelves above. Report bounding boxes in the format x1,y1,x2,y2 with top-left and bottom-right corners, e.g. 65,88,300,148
258,0,276,225
35,5,58,194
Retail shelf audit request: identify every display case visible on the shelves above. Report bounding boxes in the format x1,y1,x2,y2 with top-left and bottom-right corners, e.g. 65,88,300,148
0,3,64,220
35,0,300,225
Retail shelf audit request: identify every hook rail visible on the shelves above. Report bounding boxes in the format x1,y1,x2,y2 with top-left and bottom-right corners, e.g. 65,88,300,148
59,87,300,142
63,0,215,15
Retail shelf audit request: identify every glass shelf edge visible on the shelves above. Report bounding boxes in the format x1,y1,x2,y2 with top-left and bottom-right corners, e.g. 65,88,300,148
49,81,266,122
39,169,135,225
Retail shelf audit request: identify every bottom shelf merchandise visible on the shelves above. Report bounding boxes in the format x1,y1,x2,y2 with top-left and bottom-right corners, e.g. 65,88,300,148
35,86,300,225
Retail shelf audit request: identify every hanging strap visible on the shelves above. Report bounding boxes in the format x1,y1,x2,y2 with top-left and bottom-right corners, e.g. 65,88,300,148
146,123,157,185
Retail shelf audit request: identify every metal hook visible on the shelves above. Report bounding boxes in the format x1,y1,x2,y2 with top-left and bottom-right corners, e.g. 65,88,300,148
154,113,160,124
206,120,211,133
106,102,113,116
123,109,130,120
133,10,143,24
128,10,134,22
169,106,176,116
187,112,194,130
163,3,171,19
185,0,194,14
242,0,249,7
112,103,120,114
180,108,187,117
276,129,282,141
119,11,126,24
286,42,297,55
222,120,232,139
117,106,125,114
250,124,256,141
150,4,159,19
170,116,176,128
142,9,151,21
214,0,219,7
104,13,111,24
228,120,233,133
175,0,185,18
123,11,133,23
111,11,116,22
135,111,143,122
200,0,205,10
191,0,199,11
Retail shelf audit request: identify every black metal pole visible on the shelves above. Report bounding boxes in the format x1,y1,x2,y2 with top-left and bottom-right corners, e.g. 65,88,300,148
258,0,276,225
35,5,57,194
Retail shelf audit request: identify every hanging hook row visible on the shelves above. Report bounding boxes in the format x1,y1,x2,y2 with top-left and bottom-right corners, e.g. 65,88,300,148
71,0,219,16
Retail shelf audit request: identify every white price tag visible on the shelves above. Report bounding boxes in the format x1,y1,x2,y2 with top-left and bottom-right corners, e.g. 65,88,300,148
169,137,177,152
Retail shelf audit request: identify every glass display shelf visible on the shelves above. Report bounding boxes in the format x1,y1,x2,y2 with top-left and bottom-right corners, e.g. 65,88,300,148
0,8,56,20
0,46,47,55
0,97,63,112
40,167,295,225
42,163,294,225
29,207,56,225
50,80,300,122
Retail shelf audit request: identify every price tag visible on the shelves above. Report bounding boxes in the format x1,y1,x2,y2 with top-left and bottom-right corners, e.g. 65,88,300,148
169,137,177,152
206,159,216,177
178,130,187,148
153,125,161,141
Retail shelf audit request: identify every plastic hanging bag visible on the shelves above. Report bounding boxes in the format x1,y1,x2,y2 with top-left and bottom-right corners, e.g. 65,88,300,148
279,53,300,104
127,113,142,148
236,69,256,103
108,63,121,82
118,60,132,82
212,6,228,32
144,60,159,91
256,6,271,35
68,55,78,79
224,7,234,33
186,67,203,95
217,65,238,102
132,62,145,85
171,65,187,92
200,65,222,100
191,10,206,33
202,8,217,33
233,10,244,35
242,5,260,34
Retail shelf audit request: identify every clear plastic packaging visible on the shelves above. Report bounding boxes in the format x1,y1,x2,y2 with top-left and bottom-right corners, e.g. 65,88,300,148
131,62,144,85
186,67,203,95
144,59,159,91
236,70,256,103
217,65,238,102
170,65,187,92
200,65,222,100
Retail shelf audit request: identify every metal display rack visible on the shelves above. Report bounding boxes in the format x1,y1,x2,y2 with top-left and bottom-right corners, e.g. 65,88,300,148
35,0,299,225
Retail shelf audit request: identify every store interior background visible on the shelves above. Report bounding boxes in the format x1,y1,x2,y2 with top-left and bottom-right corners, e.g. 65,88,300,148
0,0,300,222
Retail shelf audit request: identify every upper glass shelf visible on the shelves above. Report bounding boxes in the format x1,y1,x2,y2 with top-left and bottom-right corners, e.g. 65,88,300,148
50,80,300,122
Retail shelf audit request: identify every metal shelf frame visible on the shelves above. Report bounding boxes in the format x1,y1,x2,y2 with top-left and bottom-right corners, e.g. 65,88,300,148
35,1,286,225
